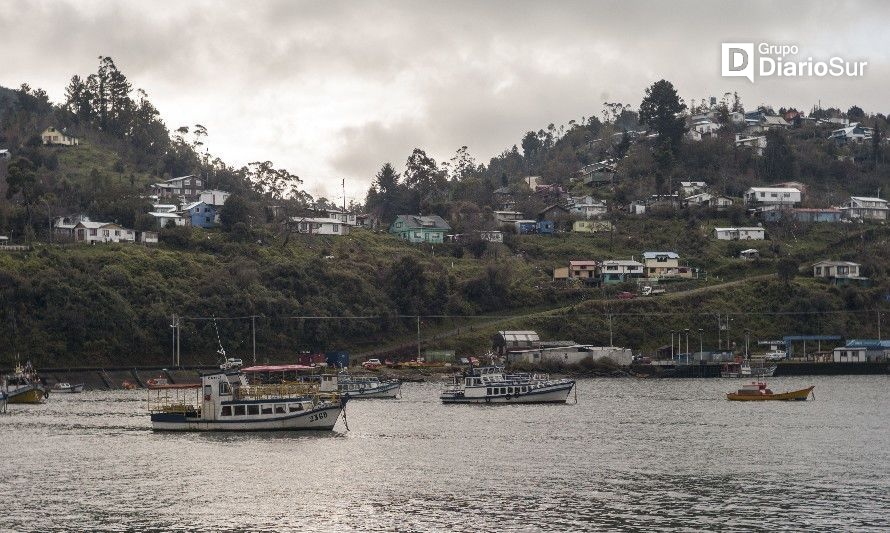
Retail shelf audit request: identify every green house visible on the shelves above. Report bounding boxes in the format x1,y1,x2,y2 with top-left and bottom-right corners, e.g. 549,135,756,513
389,215,451,243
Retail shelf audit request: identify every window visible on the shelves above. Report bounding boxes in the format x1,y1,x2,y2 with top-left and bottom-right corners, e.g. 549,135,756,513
219,381,230,395
247,405,259,415
289,403,303,412
487,388,493,395
261,405,273,415
275,404,286,414
103,230,110,237
221,406,232,416
90,229,97,236
114,230,120,236
204,385,212,397
234,405,246,416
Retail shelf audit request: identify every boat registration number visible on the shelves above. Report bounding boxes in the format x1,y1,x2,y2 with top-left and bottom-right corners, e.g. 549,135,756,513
308,411,328,423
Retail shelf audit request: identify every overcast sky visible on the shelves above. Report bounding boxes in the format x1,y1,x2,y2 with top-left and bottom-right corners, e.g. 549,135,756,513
2,0,888,203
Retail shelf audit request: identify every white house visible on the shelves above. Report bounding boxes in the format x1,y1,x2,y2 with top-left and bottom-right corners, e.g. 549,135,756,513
199,189,231,206
292,217,350,236
570,198,608,219
840,197,889,221
744,187,802,207
149,211,189,229
714,227,765,240
832,340,890,363
494,211,526,225
478,230,503,243
41,127,79,146
152,204,178,214
150,175,203,199
735,134,767,156
812,260,861,279
828,123,873,145
740,248,760,260
72,221,136,243
679,181,707,197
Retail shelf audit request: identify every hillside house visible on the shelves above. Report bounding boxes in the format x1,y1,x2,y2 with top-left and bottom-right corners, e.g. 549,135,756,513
0,148,10,160
832,340,890,363
572,220,613,233
199,189,231,207
492,187,516,210
389,215,451,243
494,210,525,225
744,187,802,207
152,204,178,213
138,231,158,244
735,134,767,156
828,123,873,145
569,260,599,281
790,208,841,223
600,259,644,284
478,230,503,243
679,181,707,197
293,217,350,236
570,199,608,219
538,204,570,222
642,251,694,279
493,330,541,355
536,220,554,235
840,197,889,221
553,266,570,280
740,248,760,260
149,211,188,229
684,192,713,207
151,175,203,199
577,161,617,186
41,127,79,146
761,115,791,130
812,260,867,286
183,201,218,228
515,220,538,234
73,221,136,243
714,227,765,240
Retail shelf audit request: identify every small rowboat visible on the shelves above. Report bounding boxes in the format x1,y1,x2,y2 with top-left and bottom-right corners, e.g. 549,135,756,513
726,381,814,401
53,382,85,393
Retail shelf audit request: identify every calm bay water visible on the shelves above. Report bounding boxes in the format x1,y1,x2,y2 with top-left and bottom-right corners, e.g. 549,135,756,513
1,375,888,532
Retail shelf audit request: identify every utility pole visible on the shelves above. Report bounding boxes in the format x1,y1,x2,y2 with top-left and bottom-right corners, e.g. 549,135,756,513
252,315,257,365
878,310,882,341
176,316,181,368
416,315,421,360
609,313,614,347
717,314,722,350
698,328,703,356
685,328,690,364
670,330,675,359
171,314,176,367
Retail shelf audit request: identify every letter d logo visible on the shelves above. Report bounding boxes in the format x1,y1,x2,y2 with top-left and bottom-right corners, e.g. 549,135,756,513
722,43,754,83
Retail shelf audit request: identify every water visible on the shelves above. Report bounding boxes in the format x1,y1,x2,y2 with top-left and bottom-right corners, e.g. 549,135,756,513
1,376,888,532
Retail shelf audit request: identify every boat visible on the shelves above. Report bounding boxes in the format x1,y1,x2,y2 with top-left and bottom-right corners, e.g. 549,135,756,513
3,362,49,404
726,381,814,401
0,391,7,413
52,382,85,393
122,380,137,390
148,366,346,431
146,376,170,389
720,360,776,378
338,372,401,399
441,366,575,404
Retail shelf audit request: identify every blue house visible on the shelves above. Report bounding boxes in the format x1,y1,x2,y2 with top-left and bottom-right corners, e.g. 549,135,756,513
184,201,218,228
536,220,554,235
515,220,538,234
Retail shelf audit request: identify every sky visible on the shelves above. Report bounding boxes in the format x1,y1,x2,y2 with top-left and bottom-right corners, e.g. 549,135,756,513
1,0,888,204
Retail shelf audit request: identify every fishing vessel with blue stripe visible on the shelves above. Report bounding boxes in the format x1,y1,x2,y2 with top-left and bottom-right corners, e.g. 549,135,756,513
441,366,575,404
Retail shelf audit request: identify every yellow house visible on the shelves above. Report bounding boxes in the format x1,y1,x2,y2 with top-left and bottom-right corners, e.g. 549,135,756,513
41,127,79,146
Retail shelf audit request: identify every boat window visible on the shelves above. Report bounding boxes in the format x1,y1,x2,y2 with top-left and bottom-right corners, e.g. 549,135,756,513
289,403,303,412
261,405,273,414
275,404,286,414
234,405,246,416
204,385,212,397
221,406,232,416
247,405,259,415
219,381,231,395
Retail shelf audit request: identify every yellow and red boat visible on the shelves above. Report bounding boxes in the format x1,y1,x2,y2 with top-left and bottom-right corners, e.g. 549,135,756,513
3,363,49,404
726,381,814,401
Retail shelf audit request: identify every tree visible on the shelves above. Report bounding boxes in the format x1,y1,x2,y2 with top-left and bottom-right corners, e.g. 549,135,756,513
847,105,865,122
777,258,798,284
639,80,687,153
220,195,251,231
762,129,795,181
5,157,41,232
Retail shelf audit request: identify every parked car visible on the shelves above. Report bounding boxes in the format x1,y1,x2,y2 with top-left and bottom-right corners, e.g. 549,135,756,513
362,358,382,369
221,358,243,369
616,291,636,300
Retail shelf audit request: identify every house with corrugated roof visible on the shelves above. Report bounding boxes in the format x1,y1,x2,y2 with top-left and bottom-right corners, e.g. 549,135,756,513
493,330,541,355
389,215,451,243
840,196,888,221
41,126,79,146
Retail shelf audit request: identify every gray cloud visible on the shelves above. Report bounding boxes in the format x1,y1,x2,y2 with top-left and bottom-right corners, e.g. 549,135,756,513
1,0,888,202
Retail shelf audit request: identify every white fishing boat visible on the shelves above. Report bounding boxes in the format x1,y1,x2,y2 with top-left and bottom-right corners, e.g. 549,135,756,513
441,366,575,404
52,382,85,393
148,367,346,431
720,361,777,378
338,372,401,399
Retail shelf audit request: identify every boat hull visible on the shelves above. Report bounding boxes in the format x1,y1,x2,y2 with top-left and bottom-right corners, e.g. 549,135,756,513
441,382,574,404
726,386,814,401
53,384,84,393
342,381,401,399
7,385,48,404
150,404,343,431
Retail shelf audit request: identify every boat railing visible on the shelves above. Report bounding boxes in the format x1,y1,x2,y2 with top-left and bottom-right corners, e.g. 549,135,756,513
234,383,341,404
147,386,201,414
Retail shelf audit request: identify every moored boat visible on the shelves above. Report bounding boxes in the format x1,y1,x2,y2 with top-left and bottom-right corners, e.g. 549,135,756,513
441,366,575,404
338,372,401,399
720,361,776,378
4,362,49,404
148,367,346,431
0,391,7,413
726,381,814,401
53,382,85,393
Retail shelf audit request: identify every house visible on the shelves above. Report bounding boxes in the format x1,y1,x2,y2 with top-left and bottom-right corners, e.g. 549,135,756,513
492,186,516,210
740,248,760,260
137,231,158,244
744,187,802,207
812,260,868,286
642,251,694,279
684,192,713,207
53,215,85,239
538,204,570,222
709,195,734,209
761,115,790,129
199,189,231,207
494,210,525,225
832,340,890,363
536,220,554,235
840,197,889,221
72,221,136,243
148,211,189,229
629,201,647,215
151,175,204,199
570,199,608,219
0,148,10,160
573,220,613,233
478,230,503,243
493,330,541,355
515,220,538,234
714,227,765,240
569,260,599,281
356,213,379,229
534,184,566,201
183,201,219,229
828,123,873,145
292,217,350,236
687,118,721,141
313,208,358,226
389,215,451,243
152,204,178,214
648,194,681,209
553,266,570,280
735,134,767,156
41,127,79,146
577,161,617,186
790,208,841,223
679,181,707,197
599,259,644,284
